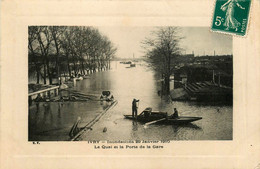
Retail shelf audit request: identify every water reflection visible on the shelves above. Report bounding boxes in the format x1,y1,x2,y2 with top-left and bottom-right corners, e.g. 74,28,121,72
171,123,202,131
132,120,138,131
43,103,53,126
130,120,139,140
58,102,62,118
79,61,232,140
29,61,232,141
56,102,63,128
36,102,39,114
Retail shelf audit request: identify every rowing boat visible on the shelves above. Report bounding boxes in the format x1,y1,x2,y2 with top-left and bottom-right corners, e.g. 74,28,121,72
124,115,202,124
124,107,202,124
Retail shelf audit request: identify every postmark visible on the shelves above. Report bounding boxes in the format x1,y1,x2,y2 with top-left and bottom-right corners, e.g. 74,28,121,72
211,0,251,36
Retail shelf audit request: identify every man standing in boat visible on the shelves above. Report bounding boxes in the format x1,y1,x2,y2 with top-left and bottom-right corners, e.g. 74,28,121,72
132,98,140,118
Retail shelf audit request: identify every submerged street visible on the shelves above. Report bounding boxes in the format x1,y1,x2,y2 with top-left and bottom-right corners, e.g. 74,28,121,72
29,61,232,141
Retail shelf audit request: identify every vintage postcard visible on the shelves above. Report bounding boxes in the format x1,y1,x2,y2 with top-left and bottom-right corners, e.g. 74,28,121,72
1,0,260,169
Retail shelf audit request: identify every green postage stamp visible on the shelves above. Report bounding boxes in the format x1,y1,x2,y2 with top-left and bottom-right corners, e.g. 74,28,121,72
211,0,251,36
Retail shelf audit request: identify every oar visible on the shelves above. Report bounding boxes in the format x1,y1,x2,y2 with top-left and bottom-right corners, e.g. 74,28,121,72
179,110,192,116
144,118,167,126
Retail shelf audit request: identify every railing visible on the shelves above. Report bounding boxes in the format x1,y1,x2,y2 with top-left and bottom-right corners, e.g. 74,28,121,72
28,86,60,106
28,86,59,97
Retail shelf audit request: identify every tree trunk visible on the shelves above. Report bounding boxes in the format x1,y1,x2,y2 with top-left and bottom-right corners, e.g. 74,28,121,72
43,64,47,84
36,69,40,84
57,60,60,84
32,54,40,84
52,30,61,85
67,62,71,77
46,61,52,85
164,75,170,94
81,61,85,75
73,62,77,76
34,61,40,84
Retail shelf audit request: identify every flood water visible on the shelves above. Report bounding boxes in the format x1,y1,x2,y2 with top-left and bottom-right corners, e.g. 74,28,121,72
29,61,232,141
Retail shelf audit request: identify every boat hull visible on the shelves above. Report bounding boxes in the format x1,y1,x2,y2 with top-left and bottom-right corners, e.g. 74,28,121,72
124,115,202,124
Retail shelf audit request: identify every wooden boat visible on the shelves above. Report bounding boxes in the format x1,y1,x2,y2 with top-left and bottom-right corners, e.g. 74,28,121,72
125,61,132,64
100,91,114,101
130,63,136,67
124,107,202,125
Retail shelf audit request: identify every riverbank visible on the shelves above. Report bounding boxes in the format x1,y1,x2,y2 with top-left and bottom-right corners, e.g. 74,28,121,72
28,82,101,103
28,77,117,141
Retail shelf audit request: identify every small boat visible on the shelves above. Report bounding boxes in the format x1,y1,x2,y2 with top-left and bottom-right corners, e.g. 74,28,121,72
59,83,68,90
125,61,132,64
124,107,202,125
100,91,114,101
130,63,136,67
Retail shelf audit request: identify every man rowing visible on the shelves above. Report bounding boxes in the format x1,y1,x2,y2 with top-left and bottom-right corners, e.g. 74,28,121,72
171,108,179,119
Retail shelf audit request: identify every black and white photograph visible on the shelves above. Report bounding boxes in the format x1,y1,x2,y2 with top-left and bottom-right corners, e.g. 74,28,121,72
28,26,233,141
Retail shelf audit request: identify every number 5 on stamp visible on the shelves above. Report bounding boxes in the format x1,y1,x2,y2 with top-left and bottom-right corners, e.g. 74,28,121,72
211,0,251,36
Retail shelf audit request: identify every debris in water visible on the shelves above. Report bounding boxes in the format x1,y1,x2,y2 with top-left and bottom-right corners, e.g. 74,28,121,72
69,117,82,138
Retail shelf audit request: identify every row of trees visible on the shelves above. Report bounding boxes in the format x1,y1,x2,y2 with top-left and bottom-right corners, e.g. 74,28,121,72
142,27,183,94
28,26,117,84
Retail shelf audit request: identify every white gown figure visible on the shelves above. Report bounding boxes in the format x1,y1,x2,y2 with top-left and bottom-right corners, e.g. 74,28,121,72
221,0,245,31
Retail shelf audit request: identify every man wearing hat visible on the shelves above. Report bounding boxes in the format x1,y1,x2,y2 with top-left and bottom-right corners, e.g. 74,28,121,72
132,98,140,118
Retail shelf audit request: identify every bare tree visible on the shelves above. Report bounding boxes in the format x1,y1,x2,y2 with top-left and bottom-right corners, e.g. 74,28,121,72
35,26,53,84
60,27,73,77
142,27,183,94
49,26,67,84
29,26,117,84
28,27,41,83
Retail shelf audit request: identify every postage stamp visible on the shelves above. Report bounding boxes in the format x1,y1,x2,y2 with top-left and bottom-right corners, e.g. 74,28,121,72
211,0,251,36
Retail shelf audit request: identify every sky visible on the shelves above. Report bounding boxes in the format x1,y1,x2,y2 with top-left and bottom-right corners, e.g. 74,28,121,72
98,27,233,58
